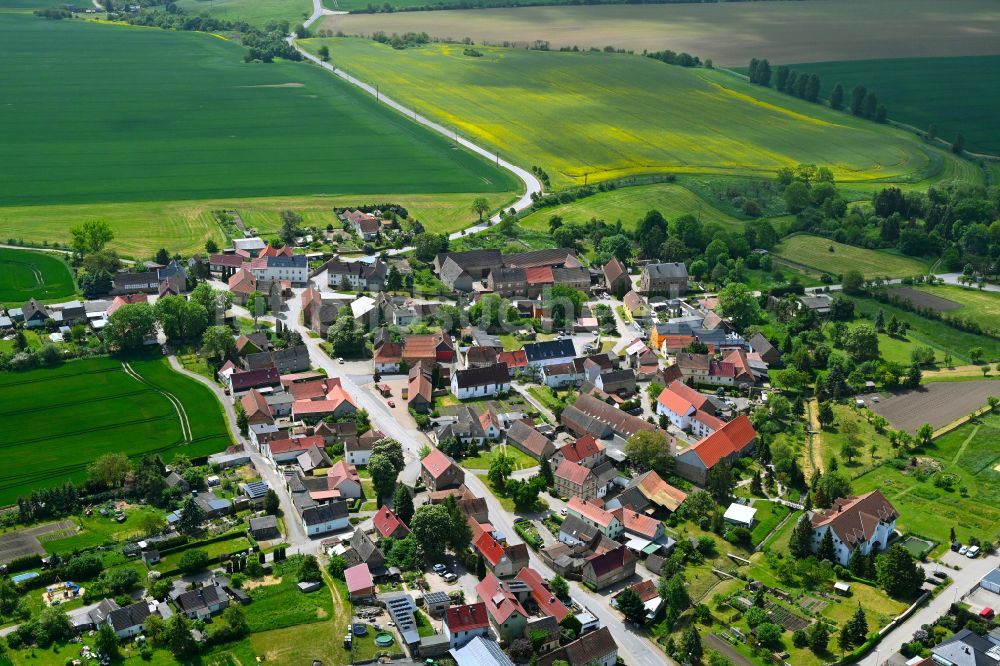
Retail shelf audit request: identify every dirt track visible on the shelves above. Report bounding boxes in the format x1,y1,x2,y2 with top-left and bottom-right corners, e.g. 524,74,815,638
862,381,1000,433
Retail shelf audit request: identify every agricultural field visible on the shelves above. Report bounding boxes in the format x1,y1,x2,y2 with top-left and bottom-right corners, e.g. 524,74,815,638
786,56,1000,155
864,380,1000,434
519,182,744,233
0,355,232,505
321,0,1000,66
0,247,76,305
0,191,513,257
908,284,1000,331
0,14,516,245
853,411,1000,551
301,38,962,191
774,235,930,279
174,0,312,27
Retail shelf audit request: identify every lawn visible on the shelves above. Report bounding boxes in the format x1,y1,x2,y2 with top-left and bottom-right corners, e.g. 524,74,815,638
245,560,334,632
0,355,232,505
461,444,538,471
749,500,790,546
0,248,76,305
519,182,745,232
321,0,1000,66
527,385,577,415
786,56,1000,155
774,234,929,279
853,411,1000,552
0,14,516,250
912,284,1000,332
154,535,252,573
302,38,955,190
851,295,1000,364
174,0,312,26
821,402,896,470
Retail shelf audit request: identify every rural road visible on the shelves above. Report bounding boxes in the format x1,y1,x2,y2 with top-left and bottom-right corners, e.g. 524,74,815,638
806,273,1000,294
291,3,543,243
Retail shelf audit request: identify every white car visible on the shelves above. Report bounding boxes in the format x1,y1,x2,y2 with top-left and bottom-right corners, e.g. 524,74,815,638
443,573,457,583
959,545,969,555
967,545,980,558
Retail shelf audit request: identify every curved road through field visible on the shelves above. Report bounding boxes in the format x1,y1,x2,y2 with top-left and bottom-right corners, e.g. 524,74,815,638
292,3,543,243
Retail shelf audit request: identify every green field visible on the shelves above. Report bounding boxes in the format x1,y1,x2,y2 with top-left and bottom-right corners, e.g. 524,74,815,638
787,56,1000,155
0,15,516,232
519,182,744,232
774,234,930,279
0,191,513,256
913,284,1000,331
321,0,1000,66
853,411,1000,551
174,0,311,26
0,355,232,505
304,38,965,190
0,247,76,305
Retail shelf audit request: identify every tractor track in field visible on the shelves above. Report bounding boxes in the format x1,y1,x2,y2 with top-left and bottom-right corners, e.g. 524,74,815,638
121,361,192,443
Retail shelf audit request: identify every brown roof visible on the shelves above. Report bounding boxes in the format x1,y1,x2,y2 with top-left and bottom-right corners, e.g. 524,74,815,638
559,435,605,464
676,352,711,371
556,460,593,487
507,420,553,458
632,470,687,512
623,290,644,311
810,490,898,551
421,448,457,479
585,545,633,578
572,393,659,438
240,389,271,421
603,258,627,286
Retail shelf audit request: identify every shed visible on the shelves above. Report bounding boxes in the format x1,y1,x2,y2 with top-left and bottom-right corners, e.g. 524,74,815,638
980,568,1000,594
723,503,757,528
297,581,322,593
833,581,851,596
422,590,452,617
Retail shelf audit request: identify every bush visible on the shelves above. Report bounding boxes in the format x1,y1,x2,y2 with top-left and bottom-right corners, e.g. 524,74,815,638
178,549,210,572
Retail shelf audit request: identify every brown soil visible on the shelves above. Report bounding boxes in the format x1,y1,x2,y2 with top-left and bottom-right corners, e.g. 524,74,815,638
887,287,961,312
243,575,281,590
866,381,1000,433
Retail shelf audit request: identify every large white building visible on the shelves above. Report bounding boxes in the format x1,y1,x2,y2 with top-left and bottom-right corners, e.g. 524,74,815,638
450,363,510,400
250,254,309,285
809,490,898,566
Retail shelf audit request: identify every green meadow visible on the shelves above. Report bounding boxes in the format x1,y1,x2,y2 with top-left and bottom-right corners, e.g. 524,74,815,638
0,356,232,505
303,38,970,190
174,0,312,26
787,56,1000,155
0,14,516,242
774,234,930,279
0,248,76,305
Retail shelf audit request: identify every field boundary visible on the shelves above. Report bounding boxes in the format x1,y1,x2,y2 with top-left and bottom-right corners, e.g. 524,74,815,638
122,361,192,442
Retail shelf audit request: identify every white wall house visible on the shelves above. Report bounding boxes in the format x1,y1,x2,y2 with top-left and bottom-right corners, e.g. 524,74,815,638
450,365,511,400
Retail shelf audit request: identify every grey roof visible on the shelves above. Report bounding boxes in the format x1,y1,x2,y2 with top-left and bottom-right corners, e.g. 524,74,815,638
440,257,472,288
383,593,419,645
22,298,50,322
452,636,515,666
107,601,151,632
175,584,227,613
301,501,348,525
523,338,576,363
349,529,383,564
249,515,278,532
423,590,451,605
244,480,269,499
453,363,509,389
981,568,1000,587
435,249,502,273
265,254,307,268
296,446,331,472
644,262,688,279
932,629,999,666
598,368,635,385
489,266,526,283
560,515,599,542
560,404,613,439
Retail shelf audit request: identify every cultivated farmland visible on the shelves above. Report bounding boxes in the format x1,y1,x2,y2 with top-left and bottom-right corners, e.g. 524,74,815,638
0,356,232,505
886,287,962,312
910,285,1000,330
0,248,76,305
0,15,516,207
174,0,312,26
519,182,744,233
863,380,1000,434
304,38,960,190
786,56,1000,155
321,0,1000,66
774,235,929,279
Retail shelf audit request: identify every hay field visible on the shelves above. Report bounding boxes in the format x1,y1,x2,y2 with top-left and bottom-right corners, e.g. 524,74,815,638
0,248,76,305
0,356,232,505
305,38,956,189
0,14,516,208
774,234,929,278
321,0,1000,66
911,285,1000,331
518,182,743,232
786,56,1000,155
0,191,513,257
174,0,312,26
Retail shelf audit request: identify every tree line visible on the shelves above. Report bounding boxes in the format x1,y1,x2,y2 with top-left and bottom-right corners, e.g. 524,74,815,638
747,58,888,124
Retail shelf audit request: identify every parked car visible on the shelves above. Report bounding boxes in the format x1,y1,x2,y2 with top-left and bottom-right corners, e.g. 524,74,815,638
432,564,447,574
933,570,948,580
443,573,457,583
967,545,981,558
959,545,969,555
387,400,395,408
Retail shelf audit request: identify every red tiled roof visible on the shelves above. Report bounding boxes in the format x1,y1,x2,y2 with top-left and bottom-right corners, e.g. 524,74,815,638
656,385,696,416
374,342,403,363
210,254,244,268
613,507,660,540
585,544,633,577
524,266,554,284
476,572,527,625
559,436,605,464
268,435,324,455
693,410,725,432
567,496,616,528
625,578,658,603
107,293,147,316
667,380,711,411
326,459,360,489
445,602,488,633
633,471,687,512
421,448,456,479
515,568,569,622
240,389,271,420
228,269,257,294
258,244,293,258
373,505,410,539
344,563,373,593
556,460,592,487
475,532,506,567
810,490,898,551
689,415,756,468
497,349,527,368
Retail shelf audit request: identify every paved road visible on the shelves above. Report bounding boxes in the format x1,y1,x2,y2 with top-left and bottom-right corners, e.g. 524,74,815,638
858,550,999,666
275,286,674,666
806,273,1000,294
165,356,314,553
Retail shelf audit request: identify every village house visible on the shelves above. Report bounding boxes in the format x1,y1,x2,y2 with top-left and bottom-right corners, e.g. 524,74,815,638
582,544,636,590
451,363,510,400
345,429,380,466
566,497,623,539
497,349,528,375
609,470,688,516
749,332,781,366
444,602,491,649
810,490,898,566
514,567,569,622
554,460,617,501
227,268,258,306
240,390,274,427
107,601,154,639
594,368,636,396
506,419,555,460
209,253,244,278
540,361,579,388
561,393,661,441
300,501,349,536
655,380,724,438
538,626,618,666
435,249,503,291
408,361,435,414
403,331,455,364
637,262,688,296
613,506,666,543
437,405,502,446
325,258,388,291
174,582,230,620
344,563,375,599
249,253,308,285
674,415,757,485
373,342,403,373
476,572,528,642
464,345,499,368
552,435,607,469
243,345,311,374
602,258,631,297
421,448,465,492
343,529,385,570
622,290,649,319
266,436,326,464
475,532,530,578
290,377,357,422
522,338,576,367
229,367,282,397
373,505,411,541
249,515,280,541
321,459,362,500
